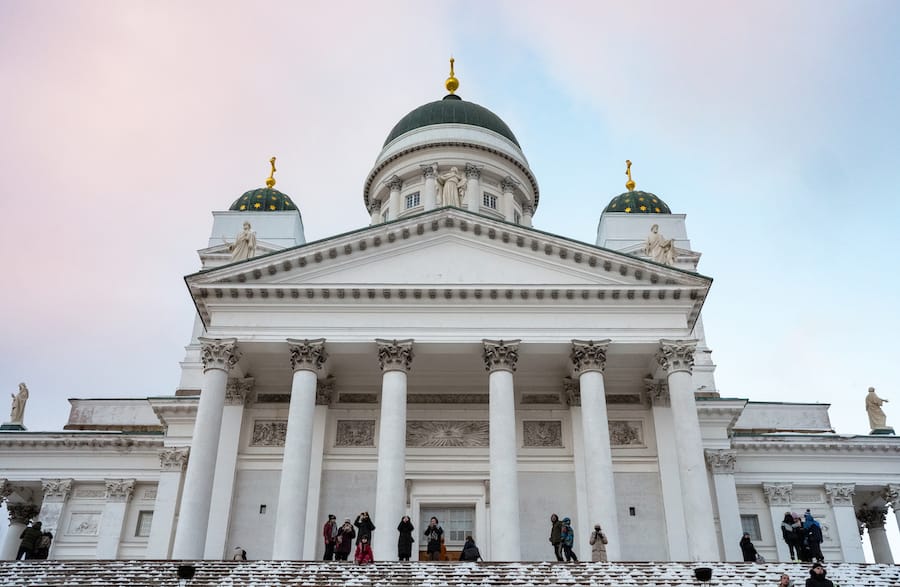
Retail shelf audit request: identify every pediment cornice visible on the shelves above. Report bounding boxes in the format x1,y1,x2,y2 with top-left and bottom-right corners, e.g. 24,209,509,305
185,208,712,328
733,435,900,455
0,434,163,451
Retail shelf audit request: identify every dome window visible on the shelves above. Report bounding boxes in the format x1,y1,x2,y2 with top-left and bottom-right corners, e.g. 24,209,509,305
483,192,498,210
405,192,421,209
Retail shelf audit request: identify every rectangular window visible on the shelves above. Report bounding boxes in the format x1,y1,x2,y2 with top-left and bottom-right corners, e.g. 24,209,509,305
740,514,761,541
420,506,475,547
482,192,498,209
405,192,420,209
136,510,153,537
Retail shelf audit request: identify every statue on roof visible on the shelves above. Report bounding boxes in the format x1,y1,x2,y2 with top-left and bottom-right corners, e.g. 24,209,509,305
227,221,258,262
437,166,466,207
9,382,28,425
644,224,676,265
866,387,890,431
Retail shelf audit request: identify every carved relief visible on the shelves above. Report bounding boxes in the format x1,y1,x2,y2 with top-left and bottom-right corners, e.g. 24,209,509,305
198,337,240,373
643,377,670,407
251,420,288,447
41,479,73,502
159,447,189,472
66,513,100,536
225,376,255,405
335,420,376,447
408,393,489,404
825,483,855,506
607,394,642,405
705,449,737,474
143,488,157,500
73,487,106,499
884,484,900,510
570,339,610,374
316,377,336,406
656,339,697,374
736,492,757,505
376,339,414,372
338,393,378,404
257,394,291,404
523,421,563,447
105,479,135,502
288,338,328,372
407,421,489,448
563,377,580,407
609,421,644,446
791,491,824,503
520,394,562,405
482,339,520,373
763,483,793,506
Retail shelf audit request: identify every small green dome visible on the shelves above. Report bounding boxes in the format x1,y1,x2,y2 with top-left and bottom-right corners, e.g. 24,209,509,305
229,187,298,212
384,94,520,148
604,190,671,214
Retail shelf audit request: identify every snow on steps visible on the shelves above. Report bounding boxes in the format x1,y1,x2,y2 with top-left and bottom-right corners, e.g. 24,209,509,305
0,560,898,586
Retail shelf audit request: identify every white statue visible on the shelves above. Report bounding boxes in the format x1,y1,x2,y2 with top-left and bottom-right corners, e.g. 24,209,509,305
437,166,466,207
9,383,28,424
644,224,676,265
227,221,257,261
865,387,889,430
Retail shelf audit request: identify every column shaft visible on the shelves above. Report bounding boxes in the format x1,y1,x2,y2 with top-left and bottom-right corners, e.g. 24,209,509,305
272,369,319,559
869,525,894,564
489,368,521,560
0,520,27,560
172,338,237,559
302,404,329,559
147,449,189,558
833,505,865,562
465,165,481,213
423,167,436,211
651,401,689,560
373,370,408,560
578,370,620,561
711,472,742,561
96,503,128,558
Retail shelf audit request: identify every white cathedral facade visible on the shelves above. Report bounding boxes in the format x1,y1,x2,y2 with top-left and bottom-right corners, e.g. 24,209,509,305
2,69,899,564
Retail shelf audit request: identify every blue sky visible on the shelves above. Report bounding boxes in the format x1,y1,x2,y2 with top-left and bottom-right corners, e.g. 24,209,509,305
1,0,898,559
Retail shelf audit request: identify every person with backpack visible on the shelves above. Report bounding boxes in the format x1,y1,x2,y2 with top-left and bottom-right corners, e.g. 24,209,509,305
560,517,578,562
34,531,53,559
458,536,483,562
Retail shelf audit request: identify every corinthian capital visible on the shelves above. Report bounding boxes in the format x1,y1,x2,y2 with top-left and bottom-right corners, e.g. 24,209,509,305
226,376,255,405
482,339,520,373
856,506,888,530
7,503,40,525
41,478,74,502
570,339,611,375
105,479,135,502
563,377,580,407
376,339,414,372
159,447,190,472
385,175,403,192
705,449,737,474
198,337,240,373
500,176,519,193
642,377,670,407
421,164,436,179
762,482,792,506
464,163,482,179
884,484,900,510
656,339,697,375
287,338,328,372
825,483,856,506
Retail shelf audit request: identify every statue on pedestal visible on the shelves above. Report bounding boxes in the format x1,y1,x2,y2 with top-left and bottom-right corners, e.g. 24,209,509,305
866,386,892,433
8,383,28,425
226,221,257,262
436,166,466,207
644,224,676,266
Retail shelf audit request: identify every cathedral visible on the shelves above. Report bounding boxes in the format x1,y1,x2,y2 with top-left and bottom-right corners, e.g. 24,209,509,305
1,63,898,564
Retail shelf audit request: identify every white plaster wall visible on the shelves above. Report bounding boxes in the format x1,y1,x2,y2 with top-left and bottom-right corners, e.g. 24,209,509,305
208,211,305,251
734,403,832,432
615,472,668,561
596,213,691,253
227,470,281,560
518,472,576,561
66,400,161,429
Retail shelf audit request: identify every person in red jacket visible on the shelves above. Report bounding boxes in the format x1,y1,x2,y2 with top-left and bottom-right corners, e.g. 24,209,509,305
354,535,374,564
322,514,338,560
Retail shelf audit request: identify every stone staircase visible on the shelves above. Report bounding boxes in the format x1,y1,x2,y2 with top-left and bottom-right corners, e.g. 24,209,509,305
0,560,898,586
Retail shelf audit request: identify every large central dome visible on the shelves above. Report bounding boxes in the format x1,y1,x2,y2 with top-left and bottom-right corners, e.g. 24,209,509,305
383,94,521,148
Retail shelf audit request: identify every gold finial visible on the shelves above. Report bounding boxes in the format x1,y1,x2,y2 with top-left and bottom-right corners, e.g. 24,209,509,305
445,56,459,95
265,156,277,188
625,159,636,191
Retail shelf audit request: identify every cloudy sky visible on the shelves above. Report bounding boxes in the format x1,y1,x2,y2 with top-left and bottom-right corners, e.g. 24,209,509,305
2,0,898,557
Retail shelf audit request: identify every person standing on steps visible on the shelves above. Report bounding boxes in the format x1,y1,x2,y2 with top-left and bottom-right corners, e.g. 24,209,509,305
322,514,338,561
740,532,759,562
424,517,444,561
805,562,834,587
334,518,356,561
397,515,415,561
560,517,578,562
549,513,564,561
589,523,608,562
354,511,375,546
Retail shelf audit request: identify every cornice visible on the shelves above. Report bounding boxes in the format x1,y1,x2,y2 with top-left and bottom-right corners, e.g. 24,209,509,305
0,434,163,451
186,209,710,329
732,436,900,455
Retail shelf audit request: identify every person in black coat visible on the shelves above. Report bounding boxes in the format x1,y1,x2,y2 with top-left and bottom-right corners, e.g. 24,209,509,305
17,521,43,560
423,517,444,561
459,536,483,562
334,518,356,561
739,532,758,562
354,512,375,545
805,562,834,586
397,515,415,561
781,512,799,561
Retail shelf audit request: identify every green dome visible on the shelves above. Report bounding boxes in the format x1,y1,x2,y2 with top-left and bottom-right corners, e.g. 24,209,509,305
229,187,298,212
384,94,520,148
604,190,671,214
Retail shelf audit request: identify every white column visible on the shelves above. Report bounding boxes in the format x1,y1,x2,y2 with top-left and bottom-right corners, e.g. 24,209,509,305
656,340,719,560
147,448,189,558
885,484,900,538
500,177,518,222
859,507,894,564
386,176,402,219
272,339,328,560
373,339,414,561
522,203,534,227
204,377,254,559
566,378,591,561
824,483,864,562
422,165,437,211
302,384,331,560
483,339,521,561
36,478,73,560
645,381,690,560
1,503,39,560
369,201,380,225
172,337,239,559
706,450,743,562
570,339,620,561
95,479,135,559
465,164,481,213
762,483,793,562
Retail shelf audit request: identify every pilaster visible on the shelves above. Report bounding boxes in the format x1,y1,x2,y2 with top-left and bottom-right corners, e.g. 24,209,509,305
763,482,793,562
147,447,189,558
825,483,864,562
96,479,135,559
706,450,742,561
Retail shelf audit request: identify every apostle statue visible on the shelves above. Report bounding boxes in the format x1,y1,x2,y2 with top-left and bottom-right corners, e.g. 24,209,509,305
227,221,258,262
9,383,28,425
436,166,466,207
865,387,890,430
644,224,676,265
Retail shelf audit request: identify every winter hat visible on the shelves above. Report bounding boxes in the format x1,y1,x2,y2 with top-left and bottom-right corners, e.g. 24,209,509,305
594,524,602,530
562,517,571,524
344,518,351,523
811,562,824,570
